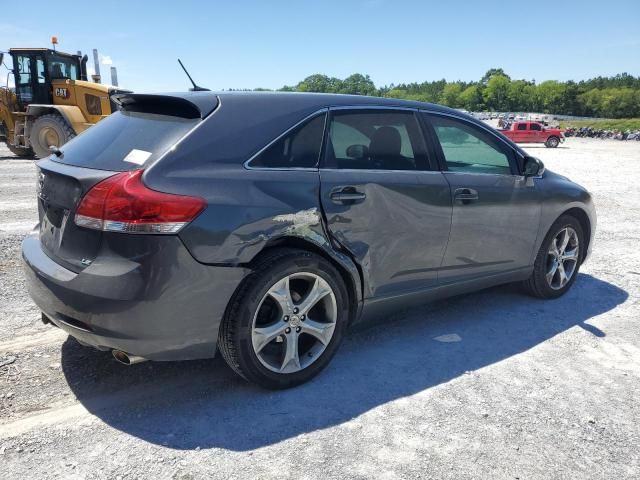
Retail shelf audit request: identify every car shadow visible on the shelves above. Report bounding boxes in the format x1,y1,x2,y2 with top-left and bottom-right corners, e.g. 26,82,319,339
60,273,627,451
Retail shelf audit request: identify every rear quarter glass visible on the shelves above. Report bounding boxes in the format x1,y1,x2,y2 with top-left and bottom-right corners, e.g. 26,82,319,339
51,111,199,172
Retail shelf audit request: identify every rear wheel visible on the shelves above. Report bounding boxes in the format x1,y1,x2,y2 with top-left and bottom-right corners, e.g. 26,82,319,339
30,113,75,158
523,215,584,299
219,248,349,389
545,136,560,148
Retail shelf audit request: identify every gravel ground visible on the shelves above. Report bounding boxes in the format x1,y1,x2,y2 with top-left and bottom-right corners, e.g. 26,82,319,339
0,139,638,479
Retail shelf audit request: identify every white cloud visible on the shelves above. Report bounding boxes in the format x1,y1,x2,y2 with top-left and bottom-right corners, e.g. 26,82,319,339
100,55,113,66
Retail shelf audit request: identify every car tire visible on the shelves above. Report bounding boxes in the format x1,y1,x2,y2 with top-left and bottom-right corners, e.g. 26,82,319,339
523,215,584,299
545,136,560,148
218,248,350,389
30,114,75,158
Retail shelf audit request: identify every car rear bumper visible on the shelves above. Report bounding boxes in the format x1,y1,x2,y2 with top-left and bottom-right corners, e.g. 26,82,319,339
22,228,248,361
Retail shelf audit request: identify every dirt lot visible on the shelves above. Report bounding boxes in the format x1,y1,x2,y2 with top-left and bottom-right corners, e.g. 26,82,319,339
1,138,638,480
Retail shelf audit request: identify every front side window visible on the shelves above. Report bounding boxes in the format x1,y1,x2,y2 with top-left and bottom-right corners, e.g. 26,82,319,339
248,114,325,169
428,115,513,175
530,123,542,131
325,110,425,170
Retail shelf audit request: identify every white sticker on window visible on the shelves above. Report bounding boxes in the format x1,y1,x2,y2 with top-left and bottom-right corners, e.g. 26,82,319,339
123,149,152,165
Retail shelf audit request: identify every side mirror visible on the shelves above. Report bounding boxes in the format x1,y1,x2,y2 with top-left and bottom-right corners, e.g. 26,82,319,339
523,156,545,177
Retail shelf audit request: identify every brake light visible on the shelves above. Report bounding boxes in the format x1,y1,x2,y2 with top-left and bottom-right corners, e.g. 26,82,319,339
75,170,206,234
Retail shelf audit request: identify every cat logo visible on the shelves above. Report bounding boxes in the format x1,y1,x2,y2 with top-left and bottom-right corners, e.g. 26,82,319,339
54,87,70,99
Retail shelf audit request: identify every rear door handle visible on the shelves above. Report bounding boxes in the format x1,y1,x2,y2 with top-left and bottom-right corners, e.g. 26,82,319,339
330,187,366,204
454,188,479,203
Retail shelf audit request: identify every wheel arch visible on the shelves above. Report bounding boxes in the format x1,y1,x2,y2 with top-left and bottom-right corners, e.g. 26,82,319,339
559,207,592,261
26,105,88,135
247,236,363,325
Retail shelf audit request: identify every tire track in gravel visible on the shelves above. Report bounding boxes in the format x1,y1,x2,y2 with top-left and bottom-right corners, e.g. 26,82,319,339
0,329,67,352
0,347,239,440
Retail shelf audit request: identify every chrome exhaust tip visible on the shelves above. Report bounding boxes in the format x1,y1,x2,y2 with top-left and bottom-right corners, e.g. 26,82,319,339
112,349,147,365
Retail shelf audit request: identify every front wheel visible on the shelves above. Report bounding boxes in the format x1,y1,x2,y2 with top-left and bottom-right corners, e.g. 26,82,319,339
523,215,584,299
545,136,560,148
218,248,349,389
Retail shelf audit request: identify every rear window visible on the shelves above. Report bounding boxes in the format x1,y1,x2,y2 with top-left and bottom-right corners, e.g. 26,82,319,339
52,111,199,171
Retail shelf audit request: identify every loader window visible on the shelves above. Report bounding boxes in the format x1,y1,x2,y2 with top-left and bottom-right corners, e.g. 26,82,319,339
36,59,46,84
47,53,80,80
14,55,33,103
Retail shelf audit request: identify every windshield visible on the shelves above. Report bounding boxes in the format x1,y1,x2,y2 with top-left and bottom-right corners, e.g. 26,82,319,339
52,110,199,171
47,53,80,80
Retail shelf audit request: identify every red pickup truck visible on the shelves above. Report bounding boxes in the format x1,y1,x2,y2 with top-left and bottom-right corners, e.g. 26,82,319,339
499,121,564,148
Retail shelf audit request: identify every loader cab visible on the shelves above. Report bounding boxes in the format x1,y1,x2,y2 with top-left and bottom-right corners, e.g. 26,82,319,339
9,49,85,110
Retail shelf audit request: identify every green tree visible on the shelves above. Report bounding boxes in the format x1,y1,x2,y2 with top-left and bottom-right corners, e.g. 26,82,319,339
507,80,533,111
536,81,566,114
459,85,484,111
295,74,343,93
483,75,511,110
439,83,463,107
578,88,603,117
269,70,640,118
481,68,510,85
338,74,377,96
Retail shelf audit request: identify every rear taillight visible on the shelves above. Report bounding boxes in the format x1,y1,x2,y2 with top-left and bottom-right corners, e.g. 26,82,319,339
75,170,206,234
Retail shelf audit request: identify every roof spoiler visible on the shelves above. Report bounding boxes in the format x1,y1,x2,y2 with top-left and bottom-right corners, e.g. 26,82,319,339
110,93,219,119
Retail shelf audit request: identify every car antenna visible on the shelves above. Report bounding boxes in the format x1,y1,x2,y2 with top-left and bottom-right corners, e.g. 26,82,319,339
178,59,210,92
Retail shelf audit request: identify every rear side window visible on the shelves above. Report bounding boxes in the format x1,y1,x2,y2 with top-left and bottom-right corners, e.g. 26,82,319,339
248,113,326,169
324,110,426,170
53,111,198,171
517,123,527,130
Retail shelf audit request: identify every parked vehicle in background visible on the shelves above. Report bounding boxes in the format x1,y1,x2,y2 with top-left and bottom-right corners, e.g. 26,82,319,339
499,121,564,147
0,47,128,158
22,92,595,389
563,126,640,141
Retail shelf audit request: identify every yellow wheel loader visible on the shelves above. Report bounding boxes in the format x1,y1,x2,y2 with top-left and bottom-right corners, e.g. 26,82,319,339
0,48,129,158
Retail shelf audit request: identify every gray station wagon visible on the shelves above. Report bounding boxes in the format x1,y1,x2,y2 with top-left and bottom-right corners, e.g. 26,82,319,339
23,92,595,388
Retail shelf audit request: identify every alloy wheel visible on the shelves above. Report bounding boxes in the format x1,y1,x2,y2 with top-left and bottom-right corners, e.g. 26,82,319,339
251,272,337,373
546,227,579,290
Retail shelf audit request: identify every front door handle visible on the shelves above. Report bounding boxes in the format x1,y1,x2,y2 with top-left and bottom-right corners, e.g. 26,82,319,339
454,188,479,204
330,187,367,204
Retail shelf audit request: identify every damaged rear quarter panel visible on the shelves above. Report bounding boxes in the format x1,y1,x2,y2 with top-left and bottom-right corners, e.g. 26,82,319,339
176,168,329,264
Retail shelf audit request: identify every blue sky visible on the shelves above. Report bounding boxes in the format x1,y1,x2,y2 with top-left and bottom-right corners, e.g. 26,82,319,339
2,0,639,92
